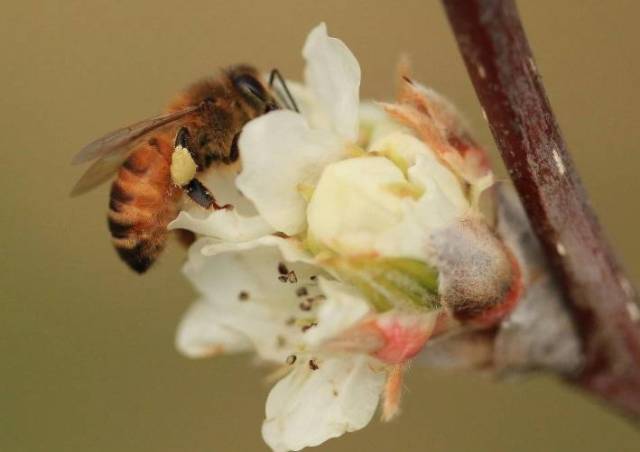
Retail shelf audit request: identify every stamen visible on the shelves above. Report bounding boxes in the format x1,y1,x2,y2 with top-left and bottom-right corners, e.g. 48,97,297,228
286,354,297,365
301,322,318,332
278,262,289,275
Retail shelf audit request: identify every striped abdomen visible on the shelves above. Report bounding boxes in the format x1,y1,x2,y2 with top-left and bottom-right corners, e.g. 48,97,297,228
108,137,181,273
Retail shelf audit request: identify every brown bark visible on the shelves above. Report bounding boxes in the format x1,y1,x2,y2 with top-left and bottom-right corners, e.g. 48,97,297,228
441,0,640,420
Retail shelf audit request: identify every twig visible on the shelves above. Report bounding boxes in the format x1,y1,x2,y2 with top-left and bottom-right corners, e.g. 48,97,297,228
441,0,640,420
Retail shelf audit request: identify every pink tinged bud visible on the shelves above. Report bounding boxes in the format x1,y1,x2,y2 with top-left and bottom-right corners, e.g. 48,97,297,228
431,311,457,337
382,77,523,326
326,314,436,365
369,315,435,365
466,250,522,327
386,79,493,184
382,364,404,422
434,219,523,327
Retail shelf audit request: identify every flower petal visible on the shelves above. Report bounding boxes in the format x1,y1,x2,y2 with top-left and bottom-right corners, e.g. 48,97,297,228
408,153,469,225
196,167,260,215
303,23,361,141
281,79,330,135
237,110,345,235
358,102,409,149
307,156,409,255
200,235,316,266
175,299,252,358
303,278,371,347
167,165,275,241
262,355,385,452
168,209,273,241
182,239,326,362
368,133,470,259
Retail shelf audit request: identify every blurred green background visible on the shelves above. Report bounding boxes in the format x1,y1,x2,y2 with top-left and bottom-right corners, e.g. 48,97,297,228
2,1,639,451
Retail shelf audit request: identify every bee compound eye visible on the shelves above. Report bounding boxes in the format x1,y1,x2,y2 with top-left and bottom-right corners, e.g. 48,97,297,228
234,74,268,103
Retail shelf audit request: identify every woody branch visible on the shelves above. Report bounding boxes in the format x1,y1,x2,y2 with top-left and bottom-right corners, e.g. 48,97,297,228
441,0,640,420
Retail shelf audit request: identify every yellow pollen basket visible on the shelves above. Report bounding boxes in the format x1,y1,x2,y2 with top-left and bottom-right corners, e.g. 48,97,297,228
170,145,198,186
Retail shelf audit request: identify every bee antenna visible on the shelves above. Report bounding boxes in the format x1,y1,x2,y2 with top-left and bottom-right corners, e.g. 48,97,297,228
269,69,300,113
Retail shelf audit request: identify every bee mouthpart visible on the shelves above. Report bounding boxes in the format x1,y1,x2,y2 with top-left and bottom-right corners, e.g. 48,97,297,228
265,102,280,113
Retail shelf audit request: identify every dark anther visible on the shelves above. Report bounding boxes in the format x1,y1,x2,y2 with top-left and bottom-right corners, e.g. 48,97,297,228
278,262,289,275
301,322,318,333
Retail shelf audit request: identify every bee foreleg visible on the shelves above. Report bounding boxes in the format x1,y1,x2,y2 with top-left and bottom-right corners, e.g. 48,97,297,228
174,126,200,164
175,126,191,149
171,128,231,211
183,178,232,211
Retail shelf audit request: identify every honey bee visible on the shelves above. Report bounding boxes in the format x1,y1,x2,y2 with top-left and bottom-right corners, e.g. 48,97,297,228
71,65,297,273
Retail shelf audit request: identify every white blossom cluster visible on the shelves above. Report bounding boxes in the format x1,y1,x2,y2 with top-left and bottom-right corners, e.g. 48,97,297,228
170,23,520,451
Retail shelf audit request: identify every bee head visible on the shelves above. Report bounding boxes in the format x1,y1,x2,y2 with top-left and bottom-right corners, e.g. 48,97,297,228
228,65,278,114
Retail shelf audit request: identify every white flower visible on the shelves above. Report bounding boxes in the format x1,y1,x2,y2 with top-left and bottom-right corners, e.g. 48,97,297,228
306,137,470,261
235,22,361,236
176,237,434,451
172,22,520,452
236,110,345,235
262,355,385,452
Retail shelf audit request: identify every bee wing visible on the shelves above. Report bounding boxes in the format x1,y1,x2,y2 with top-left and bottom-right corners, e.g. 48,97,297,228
70,149,134,196
71,106,200,165
70,105,201,196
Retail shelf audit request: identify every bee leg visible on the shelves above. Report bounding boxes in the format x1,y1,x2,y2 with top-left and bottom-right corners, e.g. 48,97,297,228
175,126,191,148
174,126,202,163
183,178,233,211
173,127,231,210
